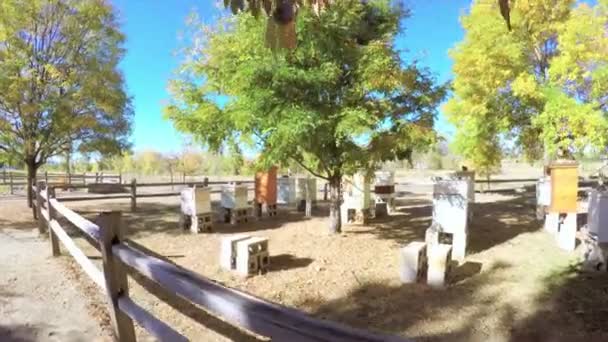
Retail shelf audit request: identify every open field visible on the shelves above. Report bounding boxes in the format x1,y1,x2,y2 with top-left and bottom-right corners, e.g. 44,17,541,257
3,170,608,341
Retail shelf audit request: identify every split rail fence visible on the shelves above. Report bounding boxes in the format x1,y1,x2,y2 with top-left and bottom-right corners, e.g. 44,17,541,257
1,170,121,194
32,182,408,342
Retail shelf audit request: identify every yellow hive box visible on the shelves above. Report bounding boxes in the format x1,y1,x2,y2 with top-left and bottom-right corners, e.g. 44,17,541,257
549,162,578,213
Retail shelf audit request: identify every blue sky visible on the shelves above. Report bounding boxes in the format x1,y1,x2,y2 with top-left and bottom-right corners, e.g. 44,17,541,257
112,0,470,153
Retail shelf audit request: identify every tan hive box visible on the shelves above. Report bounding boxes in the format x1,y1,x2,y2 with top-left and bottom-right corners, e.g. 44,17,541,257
549,161,578,213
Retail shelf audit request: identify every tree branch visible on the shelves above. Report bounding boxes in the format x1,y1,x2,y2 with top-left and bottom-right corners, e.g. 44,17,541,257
291,157,330,180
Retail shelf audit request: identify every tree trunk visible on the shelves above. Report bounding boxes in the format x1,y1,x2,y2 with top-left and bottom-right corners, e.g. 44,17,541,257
328,176,342,234
26,159,38,208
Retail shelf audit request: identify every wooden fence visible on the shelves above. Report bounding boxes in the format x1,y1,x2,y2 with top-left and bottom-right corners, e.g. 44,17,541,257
1,170,121,194
51,179,256,213
32,182,409,342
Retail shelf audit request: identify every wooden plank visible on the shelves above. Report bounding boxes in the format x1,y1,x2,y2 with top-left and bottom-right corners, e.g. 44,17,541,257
49,219,105,289
114,243,409,342
117,296,188,342
99,212,136,342
49,198,102,245
58,194,133,202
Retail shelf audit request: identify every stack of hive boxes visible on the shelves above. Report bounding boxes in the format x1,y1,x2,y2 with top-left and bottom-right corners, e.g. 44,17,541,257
220,235,270,276
545,161,579,251
341,171,372,224
296,177,317,216
255,167,278,218
374,171,395,216
429,178,469,262
179,185,212,233
277,176,296,205
221,183,250,224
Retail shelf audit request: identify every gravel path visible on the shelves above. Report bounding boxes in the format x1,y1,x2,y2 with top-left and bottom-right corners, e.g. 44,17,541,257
0,224,110,342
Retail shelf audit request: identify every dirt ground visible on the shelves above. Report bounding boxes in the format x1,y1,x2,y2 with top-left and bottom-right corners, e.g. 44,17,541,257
0,199,112,342
2,170,608,341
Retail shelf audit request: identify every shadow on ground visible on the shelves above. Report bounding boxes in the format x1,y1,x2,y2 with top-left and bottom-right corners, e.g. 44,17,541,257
71,201,327,240
355,192,540,256
509,266,608,341
0,325,39,342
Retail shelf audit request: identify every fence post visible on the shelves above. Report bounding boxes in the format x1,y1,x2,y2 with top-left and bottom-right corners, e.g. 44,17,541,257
203,177,209,187
324,183,328,201
9,172,13,195
32,185,39,220
35,181,46,232
68,172,72,186
47,187,60,256
118,173,122,184
45,171,49,185
130,179,137,212
98,211,136,342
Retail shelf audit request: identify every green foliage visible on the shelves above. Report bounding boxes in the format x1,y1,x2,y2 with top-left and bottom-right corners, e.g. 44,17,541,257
166,0,446,183
446,0,608,171
0,0,132,172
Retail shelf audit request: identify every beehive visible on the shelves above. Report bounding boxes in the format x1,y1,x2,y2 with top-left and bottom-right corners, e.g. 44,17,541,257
343,172,371,210
221,184,249,209
296,177,317,202
194,187,211,214
588,189,608,243
549,162,578,213
451,170,475,203
432,179,468,234
277,177,296,204
536,176,551,207
255,167,277,205
374,171,395,195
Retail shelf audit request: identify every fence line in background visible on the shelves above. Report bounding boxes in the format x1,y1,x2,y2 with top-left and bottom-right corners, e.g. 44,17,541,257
32,183,410,342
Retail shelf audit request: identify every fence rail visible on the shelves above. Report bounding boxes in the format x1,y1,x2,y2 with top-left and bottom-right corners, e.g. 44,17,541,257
2,170,122,195
32,182,409,342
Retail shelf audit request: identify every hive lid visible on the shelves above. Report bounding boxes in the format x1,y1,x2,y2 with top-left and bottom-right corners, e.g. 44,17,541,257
549,160,579,169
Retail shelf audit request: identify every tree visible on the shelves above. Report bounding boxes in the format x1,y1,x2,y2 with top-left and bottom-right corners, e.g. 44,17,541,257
445,0,608,174
135,150,163,175
163,152,180,184
223,0,516,48
166,0,447,233
177,149,203,181
0,0,132,206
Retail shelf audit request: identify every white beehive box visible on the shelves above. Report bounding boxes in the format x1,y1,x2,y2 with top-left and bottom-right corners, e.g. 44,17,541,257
432,179,468,234
277,177,296,204
194,187,211,214
374,171,395,200
536,176,551,206
450,171,475,203
375,171,394,186
588,189,608,243
180,188,195,216
296,177,317,202
221,184,248,209
343,172,371,210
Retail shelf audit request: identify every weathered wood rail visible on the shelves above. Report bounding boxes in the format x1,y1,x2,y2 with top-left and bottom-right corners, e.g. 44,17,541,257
32,182,408,342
